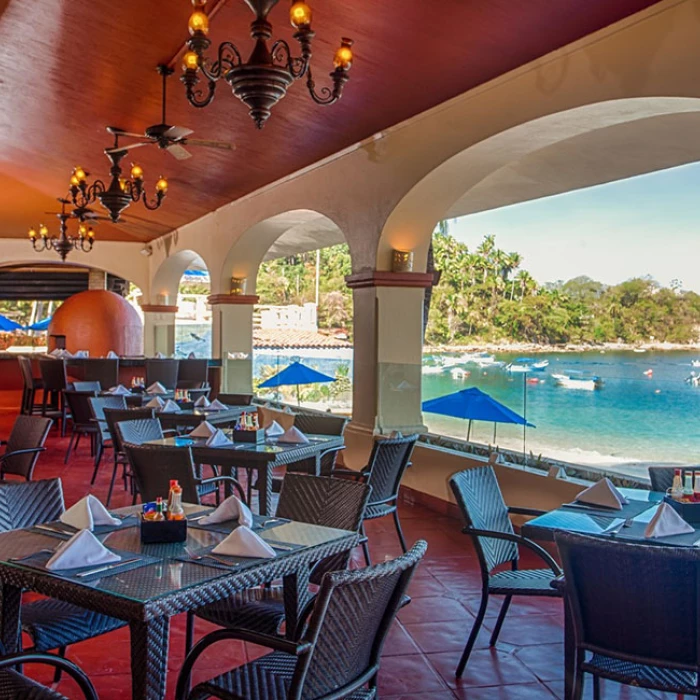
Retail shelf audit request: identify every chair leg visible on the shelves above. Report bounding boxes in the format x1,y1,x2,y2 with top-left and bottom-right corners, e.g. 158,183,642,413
106,463,119,507
392,508,407,553
360,522,371,566
90,443,103,485
592,675,601,700
488,595,512,647
50,645,67,683
185,612,195,655
456,588,489,678
570,665,585,700
64,430,76,464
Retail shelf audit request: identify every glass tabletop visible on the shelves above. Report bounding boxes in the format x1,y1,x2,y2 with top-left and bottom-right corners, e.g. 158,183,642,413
0,506,356,604
147,433,342,454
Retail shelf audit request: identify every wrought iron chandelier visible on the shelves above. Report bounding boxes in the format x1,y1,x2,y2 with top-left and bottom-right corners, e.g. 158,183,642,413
28,199,95,262
68,129,168,223
181,0,354,129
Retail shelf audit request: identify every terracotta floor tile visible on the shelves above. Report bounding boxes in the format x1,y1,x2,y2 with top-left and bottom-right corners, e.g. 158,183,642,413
377,654,451,695
398,595,472,624
403,617,484,655
512,643,564,682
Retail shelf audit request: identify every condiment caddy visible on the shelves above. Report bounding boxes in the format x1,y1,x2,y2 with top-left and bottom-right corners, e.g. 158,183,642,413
231,411,265,444
663,468,700,523
140,480,188,543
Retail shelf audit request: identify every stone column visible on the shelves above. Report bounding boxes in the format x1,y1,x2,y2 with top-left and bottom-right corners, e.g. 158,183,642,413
140,304,178,357
346,271,433,435
208,294,259,394
88,269,107,290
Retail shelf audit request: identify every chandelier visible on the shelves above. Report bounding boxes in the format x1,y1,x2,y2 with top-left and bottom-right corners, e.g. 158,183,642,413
28,199,95,262
181,0,354,129
68,130,168,223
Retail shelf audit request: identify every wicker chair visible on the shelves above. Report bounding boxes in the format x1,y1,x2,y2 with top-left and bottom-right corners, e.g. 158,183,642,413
332,433,417,565
0,649,98,700
648,466,699,493
72,381,102,392
177,359,209,388
63,390,98,464
123,443,246,505
103,407,155,506
17,356,44,415
176,540,428,700
449,466,562,677
555,531,700,699
145,359,180,390
0,479,126,684
218,393,254,406
88,395,127,483
0,415,52,481
38,358,69,436
187,473,372,652
81,358,118,389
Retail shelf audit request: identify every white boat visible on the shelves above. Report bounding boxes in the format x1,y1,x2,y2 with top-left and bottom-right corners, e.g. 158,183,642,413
450,367,471,380
692,360,700,368
552,372,602,391
506,358,549,373
422,365,444,375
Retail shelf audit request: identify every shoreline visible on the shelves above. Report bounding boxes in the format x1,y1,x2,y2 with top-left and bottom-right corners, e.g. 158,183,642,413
425,341,700,355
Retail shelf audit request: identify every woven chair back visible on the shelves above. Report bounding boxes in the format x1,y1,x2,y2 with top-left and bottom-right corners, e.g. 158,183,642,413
81,359,119,389
72,381,102,392
556,531,700,668
38,358,67,391
145,359,180,390
217,393,254,406
104,408,155,453
2,415,52,479
0,478,64,531
89,396,127,441
177,359,209,387
64,390,98,426
17,356,39,390
449,466,517,573
364,434,417,505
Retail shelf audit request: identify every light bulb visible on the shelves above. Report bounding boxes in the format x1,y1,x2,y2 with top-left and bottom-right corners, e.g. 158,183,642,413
70,174,80,187
78,224,87,238
183,51,199,72
290,1,312,28
73,167,87,182
333,38,354,70
119,178,128,192
188,10,209,35
87,227,95,239
131,164,144,180
39,224,48,238
28,227,37,240
192,0,205,5
155,177,168,193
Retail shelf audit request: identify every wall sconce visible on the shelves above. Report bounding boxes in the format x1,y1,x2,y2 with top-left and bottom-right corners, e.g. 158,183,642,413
391,249,414,273
157,293,170,306
230,277,247,295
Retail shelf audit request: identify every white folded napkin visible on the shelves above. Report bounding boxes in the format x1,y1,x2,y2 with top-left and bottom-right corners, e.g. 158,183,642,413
106,350,119,359
645,503,694,538
212,526,276,558
145,396,165,409
206,429,233,447
108,384,131,396
575,478,628,510
74,350,89,358
155,352,165,359
60,495,121,531
160,399,181,413
146,382,168,395
46,529,121,571
199,496,253,527
188,352,196,359
207,399,227,411
279,426,310,444
265,420,285,437
283,406,294,414
194,396,210,408
189,421,217,438
49,348,63,357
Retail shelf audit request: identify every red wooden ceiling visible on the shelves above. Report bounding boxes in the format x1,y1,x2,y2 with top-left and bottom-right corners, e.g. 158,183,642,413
0,0,662,242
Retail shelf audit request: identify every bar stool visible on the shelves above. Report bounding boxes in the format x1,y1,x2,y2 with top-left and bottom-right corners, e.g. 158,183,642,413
17,356,44,415
38,358,69,436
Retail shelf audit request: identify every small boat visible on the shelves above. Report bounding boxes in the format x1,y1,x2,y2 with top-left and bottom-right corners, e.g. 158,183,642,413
643,368,653,377
552,372,603,391
506,358,549,373
422,365,444,375
691,360,700,368
686,372,700,387
633,348,647,353
450,367,471,380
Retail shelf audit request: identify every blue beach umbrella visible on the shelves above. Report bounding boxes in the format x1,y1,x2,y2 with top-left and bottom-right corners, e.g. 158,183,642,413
259,361,336,405
422,386,534,442
25,317,51,331
0,314,22,332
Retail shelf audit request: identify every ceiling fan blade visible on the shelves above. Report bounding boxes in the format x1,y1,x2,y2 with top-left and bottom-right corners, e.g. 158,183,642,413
164,125,194,141
106,141,152,154
114,130,149,139
185,139,235,151
166,143,192,160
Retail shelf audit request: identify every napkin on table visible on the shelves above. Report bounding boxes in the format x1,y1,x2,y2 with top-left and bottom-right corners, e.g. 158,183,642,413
160,399,181,413
206,429,233,448
189,421,217,438
199,496,253,527
212,526,275,558
106,350,119,359
60,495,121,531
155,352,165,359
46,529,121,571
207,399,227,411
644,503,694,538
49,348,63,358
145,396,165,409
575,478,628,510
146,382,168,395
194,396,210,408
73,350,89,358
187,352,196,359
108,384,131,396
279,426,310,444
265,420,285,437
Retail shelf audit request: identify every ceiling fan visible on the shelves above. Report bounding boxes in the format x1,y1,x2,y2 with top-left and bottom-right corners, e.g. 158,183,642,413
106,65,235,161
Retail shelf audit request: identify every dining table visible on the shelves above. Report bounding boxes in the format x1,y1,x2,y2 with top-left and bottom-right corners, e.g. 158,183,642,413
144,433,345,516
0,503,359,700
522,487,673,699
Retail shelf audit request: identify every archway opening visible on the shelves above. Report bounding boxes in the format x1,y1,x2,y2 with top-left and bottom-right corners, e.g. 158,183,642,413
175,261,211,358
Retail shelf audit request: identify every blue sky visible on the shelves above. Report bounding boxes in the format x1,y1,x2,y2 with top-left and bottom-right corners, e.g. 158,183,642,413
451,161,700,293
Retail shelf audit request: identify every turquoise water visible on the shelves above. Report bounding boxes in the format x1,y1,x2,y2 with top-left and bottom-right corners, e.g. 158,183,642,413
423,351,700,475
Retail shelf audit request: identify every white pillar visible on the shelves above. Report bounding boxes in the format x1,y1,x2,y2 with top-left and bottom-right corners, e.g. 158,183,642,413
346,271,433,435
141,304,178,357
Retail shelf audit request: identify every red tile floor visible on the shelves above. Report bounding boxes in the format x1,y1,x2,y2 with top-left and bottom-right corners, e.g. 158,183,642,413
0,409,678,699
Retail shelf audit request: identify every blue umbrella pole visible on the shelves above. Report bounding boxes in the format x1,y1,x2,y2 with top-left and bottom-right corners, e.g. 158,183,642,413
466,419,472,442
296,383,301,406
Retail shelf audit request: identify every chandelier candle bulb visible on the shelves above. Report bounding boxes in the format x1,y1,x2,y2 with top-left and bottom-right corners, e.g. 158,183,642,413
183,51,199,71
290,1,312,28
155,177,168,193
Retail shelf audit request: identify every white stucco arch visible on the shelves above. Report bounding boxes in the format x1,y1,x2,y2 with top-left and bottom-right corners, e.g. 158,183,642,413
150,249,210,303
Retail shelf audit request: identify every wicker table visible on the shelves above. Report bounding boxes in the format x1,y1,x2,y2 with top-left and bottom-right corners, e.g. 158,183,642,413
145,434,345,516
522,487,668,700
0,505,359,700
156,406,245,431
